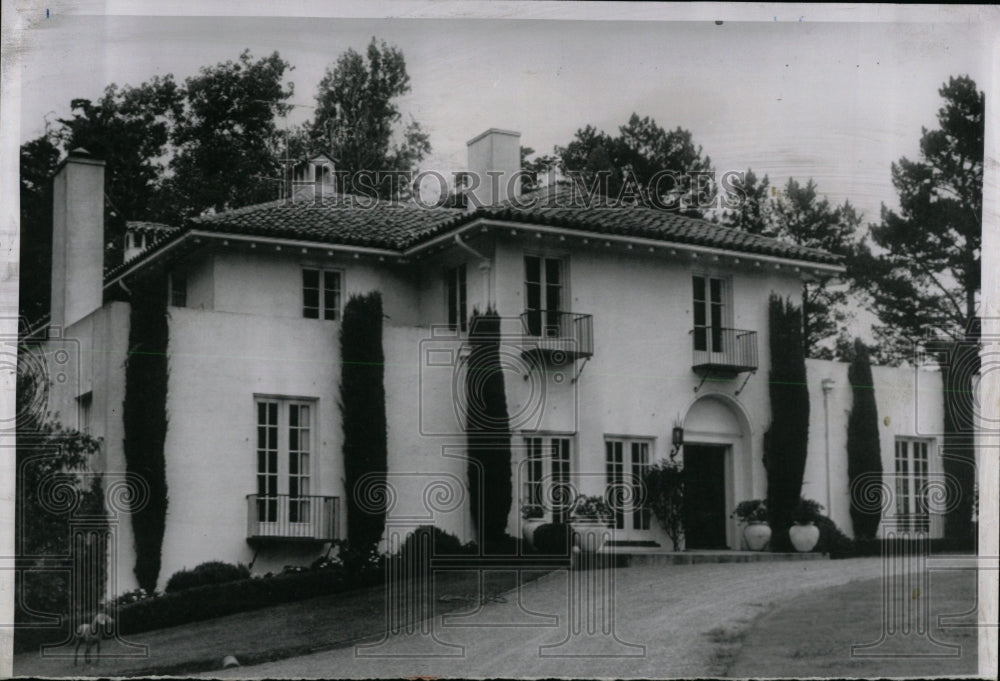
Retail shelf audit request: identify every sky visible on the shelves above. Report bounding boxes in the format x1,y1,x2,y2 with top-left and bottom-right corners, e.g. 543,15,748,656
14,8,993,227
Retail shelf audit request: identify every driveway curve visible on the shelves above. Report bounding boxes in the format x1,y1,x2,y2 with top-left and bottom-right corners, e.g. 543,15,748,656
200,557,928,678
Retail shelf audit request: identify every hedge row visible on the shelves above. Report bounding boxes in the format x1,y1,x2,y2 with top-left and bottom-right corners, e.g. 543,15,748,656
14,566,381,653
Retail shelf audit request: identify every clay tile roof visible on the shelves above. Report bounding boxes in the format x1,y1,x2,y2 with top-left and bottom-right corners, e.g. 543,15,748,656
105,190,843,282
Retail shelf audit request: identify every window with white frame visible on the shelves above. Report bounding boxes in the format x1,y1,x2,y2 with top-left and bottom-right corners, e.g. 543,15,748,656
446,264,467,332
302,268,342,320
893,438,931,533
255,398,315,524
524,255,565,337
524,435,572,523
692,274,728,353
605,438,652,530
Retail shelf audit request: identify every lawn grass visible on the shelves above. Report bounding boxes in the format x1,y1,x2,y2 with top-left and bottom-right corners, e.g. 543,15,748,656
721,567,978,677
14,568,552,678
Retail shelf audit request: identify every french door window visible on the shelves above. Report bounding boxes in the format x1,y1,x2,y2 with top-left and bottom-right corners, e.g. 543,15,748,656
894,438,930,533
524,436,572,522
692,275,726,352
256,398,314,524
525,255,564,337
606,438,651,530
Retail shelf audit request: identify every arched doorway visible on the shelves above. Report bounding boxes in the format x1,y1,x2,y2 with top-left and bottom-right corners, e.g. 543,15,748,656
682,395,751,550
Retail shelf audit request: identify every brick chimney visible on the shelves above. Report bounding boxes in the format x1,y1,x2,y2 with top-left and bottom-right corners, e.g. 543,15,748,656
51,148,105,329
465,128,521,208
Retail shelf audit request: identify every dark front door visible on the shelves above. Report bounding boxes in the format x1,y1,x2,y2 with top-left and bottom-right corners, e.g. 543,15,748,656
683,444,728,549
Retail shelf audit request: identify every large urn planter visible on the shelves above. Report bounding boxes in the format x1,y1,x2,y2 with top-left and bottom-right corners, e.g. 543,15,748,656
742,522,772,551
569,518,613,554
789,521,820,552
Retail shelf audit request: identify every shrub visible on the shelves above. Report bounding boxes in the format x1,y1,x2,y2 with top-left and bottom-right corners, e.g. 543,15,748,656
847,338,883,540
165,561,251,594
532,523,574,556
763,294,810,551
642,459,685,549
115,565,381,636
792,497,824,524
732,499,767,524
813,515,855,558
396,525,466,560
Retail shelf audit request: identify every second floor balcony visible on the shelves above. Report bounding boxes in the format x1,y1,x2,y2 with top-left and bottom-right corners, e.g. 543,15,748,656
691,327,758,375
520,310,594,361
246,494,339,544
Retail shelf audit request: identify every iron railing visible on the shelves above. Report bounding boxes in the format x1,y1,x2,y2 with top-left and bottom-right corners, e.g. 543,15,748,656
691,327,758,373
520,310,594,358
246,494,339,542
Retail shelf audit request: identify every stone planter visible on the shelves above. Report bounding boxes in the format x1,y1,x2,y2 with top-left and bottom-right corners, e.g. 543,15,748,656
789,521,820,552
742,522,771,551
569,518,613,553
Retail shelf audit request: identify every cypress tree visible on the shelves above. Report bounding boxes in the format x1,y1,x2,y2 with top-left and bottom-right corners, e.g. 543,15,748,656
122,273,170,592
762,294,810,551
847,338,882,540
465,307,513,549
340,292,388,554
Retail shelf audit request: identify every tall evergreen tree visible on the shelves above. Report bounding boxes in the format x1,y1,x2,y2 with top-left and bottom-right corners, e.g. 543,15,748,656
340,292,388,554
19,134,61,324
465,308,513,549
122,274,170,593
846,339,882,540
770,178,861,359
762,294,811,551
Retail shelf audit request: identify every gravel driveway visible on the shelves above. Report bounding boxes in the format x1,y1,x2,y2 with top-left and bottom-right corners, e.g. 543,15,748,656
199,556,955,678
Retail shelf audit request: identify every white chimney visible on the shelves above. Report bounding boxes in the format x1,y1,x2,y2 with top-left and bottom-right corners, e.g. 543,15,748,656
51,148,105,329
465,128,521,208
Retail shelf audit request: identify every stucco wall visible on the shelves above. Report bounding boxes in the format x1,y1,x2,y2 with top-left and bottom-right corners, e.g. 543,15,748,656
804,359,946,539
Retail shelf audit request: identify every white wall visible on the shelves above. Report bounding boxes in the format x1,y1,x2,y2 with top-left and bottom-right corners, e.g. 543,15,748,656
804,359,946,539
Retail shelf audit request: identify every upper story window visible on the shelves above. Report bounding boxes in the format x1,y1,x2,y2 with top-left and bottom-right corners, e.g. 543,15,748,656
302,268,342,320
446,264,467,332
170,272,187,308
692,274,728,352
524,255,565,337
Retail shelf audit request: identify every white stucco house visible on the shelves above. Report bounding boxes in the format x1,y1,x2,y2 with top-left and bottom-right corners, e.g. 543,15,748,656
28,129,951,595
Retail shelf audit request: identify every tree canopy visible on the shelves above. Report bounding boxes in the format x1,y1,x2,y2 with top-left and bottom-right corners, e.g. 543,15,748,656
554,114,713,214
851,75,982,358
168,50,295,217
310,38,430,197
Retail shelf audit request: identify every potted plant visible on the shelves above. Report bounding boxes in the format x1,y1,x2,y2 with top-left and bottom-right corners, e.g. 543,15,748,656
520,502,545,550
789,497,823,552
568,494,614,553
732,499,770,551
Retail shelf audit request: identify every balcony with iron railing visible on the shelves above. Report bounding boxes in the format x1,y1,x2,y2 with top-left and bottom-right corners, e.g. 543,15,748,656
520,310,594,361
691,327,758,375
246,494,339,544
